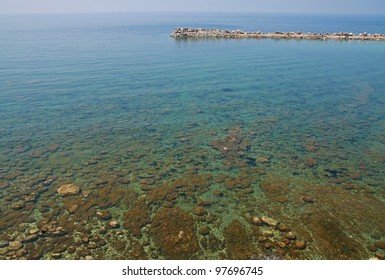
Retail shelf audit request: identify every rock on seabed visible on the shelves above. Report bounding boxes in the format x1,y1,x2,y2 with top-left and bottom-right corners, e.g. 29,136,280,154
57,184,81,197
261,216,279,227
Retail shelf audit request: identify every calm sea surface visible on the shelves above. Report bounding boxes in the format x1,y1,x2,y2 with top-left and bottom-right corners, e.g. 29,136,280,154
1,13,385,260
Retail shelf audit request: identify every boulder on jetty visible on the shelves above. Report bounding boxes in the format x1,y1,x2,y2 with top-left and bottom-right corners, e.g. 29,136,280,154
170,28,385,41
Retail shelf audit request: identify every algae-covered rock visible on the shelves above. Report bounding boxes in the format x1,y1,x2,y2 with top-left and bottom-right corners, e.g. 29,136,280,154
223,220,254,259
151,207,200,259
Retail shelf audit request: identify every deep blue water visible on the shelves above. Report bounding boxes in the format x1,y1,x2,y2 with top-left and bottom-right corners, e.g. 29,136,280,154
0,13,385,260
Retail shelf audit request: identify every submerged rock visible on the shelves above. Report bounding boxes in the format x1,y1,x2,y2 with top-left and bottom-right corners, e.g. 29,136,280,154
261,216,279,227
0,181,9,190
252,217,264,226
256,156,271,164
123,197,150,236
301,195,316,204
11,203,25,210
46,144,60,152
193,206,207,216
96,210,112,220
293,240,307,250
151,207,200,259
24,234,38,242
57,184,81,197
0,248,8,255
109,220,120,229
304,158,318,167
223,220,254,259
8,241,23,251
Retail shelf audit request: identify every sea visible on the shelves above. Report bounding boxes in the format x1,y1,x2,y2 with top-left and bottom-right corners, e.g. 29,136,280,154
0,12,385,260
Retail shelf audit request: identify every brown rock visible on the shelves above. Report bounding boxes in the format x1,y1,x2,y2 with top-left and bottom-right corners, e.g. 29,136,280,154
276,249,286,257
304,140,320,152
223,220,253,259
140,185,152,191
264,241,274,249
285,232,297,240
87,242,98,250
12,203,25,210
66,204,79,214
0,248,8,255
163,201,174,208
67,246,76,254
304,158,317,167
51,253,61,259
96,210,112,220
197,201,211,207
193,206,207,216
277,224,291,232
0,181,10,190
293,240,307,250
198,226,210,236
57,184,81,197
81,236,89,244
97,239,107,247
117,177,130,184
260,174,291,203
375,241,385,250
256,156,270,164
252,217,264,226
30,149,44,158
15,249,27,258
367,244,377,252
301,196,316,203
109,220,120,229
261,216,278,227
351,172,362,180
8,241,23,251
243,188,254,194
123,197,150,236
24,234,38,242
46,144,60,152
263,230,274,237
150,207,201,259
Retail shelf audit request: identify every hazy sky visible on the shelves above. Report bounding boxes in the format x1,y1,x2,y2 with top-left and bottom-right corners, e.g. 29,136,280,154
1,0,385,14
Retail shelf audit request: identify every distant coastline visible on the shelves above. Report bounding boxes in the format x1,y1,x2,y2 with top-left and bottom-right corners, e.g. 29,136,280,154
171,28,385,41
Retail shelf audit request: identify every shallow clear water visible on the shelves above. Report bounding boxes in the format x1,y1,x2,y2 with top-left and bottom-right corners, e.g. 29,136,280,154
1,12,385,260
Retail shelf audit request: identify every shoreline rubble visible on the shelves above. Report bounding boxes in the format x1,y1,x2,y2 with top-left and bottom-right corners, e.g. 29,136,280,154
170,28,385,41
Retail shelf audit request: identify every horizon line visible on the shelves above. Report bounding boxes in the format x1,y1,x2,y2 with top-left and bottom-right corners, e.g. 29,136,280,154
1,10,385,16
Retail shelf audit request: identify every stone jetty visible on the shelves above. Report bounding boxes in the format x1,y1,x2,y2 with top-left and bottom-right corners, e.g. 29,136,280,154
170,28,385,41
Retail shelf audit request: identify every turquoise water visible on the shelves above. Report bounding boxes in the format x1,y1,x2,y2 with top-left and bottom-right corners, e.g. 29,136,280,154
1,13,385,260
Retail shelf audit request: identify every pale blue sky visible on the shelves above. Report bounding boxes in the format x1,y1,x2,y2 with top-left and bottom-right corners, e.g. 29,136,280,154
1,0,385,14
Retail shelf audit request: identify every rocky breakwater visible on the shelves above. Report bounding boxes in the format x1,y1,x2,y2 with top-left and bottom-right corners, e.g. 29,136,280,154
170,28,385,41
